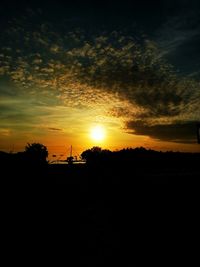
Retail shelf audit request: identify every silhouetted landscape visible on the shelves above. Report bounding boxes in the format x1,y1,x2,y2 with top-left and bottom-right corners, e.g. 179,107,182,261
1,143,200,264
1,143,200,185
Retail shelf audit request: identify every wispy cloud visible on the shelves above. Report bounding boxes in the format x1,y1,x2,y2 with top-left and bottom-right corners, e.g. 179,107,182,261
48,127,63,131
156,6,200,76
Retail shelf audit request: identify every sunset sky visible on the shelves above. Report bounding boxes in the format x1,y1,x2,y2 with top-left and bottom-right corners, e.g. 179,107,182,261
0,0,200,159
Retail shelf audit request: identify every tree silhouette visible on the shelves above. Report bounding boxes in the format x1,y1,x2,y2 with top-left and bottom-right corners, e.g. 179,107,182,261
81,147,102,162
81,147,112,164
25,143,48,164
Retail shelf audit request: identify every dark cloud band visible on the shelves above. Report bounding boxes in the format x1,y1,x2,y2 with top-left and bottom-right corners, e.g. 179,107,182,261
126,120,198,143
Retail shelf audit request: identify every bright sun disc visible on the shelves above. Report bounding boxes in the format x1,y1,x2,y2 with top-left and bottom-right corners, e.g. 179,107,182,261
90,126,105,141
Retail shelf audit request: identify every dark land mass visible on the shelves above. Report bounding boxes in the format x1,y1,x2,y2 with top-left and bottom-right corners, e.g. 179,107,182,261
1,147,200,265
1,146,199,185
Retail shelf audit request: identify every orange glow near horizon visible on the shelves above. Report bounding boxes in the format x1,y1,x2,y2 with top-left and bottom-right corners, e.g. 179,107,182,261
0,130,200,162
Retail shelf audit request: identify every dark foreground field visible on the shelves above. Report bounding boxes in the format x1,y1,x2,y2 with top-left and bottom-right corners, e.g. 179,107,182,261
47,162,200,265
3,159,200,265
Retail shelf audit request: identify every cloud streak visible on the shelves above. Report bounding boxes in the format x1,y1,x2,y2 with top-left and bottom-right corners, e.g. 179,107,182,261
48,127,63,131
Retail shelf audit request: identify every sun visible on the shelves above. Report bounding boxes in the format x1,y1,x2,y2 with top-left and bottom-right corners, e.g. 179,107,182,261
90,125,105,142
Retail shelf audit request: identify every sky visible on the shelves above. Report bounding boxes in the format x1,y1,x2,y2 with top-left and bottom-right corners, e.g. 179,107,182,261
0,0,200,158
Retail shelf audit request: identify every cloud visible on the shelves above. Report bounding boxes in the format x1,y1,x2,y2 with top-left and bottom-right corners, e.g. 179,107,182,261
126,120,198,143
48,127,62,131
0,128,11,136
156,5,200,76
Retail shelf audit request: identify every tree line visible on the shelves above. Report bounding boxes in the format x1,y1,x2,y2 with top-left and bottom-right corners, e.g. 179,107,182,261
0,143,48,166
0,143,199,170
